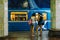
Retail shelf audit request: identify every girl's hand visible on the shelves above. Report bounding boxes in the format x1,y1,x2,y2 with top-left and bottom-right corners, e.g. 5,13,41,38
28,19,32,25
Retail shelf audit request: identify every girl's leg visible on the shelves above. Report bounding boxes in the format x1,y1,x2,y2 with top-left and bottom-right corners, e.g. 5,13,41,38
31,25,34,36
39,25,42,36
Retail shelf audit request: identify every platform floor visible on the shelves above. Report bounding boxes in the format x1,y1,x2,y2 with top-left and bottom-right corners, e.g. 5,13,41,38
0,31,60,40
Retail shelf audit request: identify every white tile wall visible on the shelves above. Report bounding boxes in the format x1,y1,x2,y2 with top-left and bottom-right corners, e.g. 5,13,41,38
4,0,8,36
56,0,60,29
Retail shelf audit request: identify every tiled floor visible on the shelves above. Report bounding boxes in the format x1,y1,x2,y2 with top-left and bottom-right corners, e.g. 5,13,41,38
0,31,60,40
8,31,49,40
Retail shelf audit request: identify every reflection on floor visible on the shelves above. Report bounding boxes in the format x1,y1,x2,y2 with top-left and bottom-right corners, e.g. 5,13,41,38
0,31,60,40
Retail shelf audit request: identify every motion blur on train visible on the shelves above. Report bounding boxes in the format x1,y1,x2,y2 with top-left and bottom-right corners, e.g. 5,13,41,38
8,0,51,32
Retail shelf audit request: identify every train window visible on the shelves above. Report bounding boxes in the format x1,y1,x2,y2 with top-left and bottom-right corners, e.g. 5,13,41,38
34,0,50,8
42,12,47,21
8,0,29,9
11,12,28,21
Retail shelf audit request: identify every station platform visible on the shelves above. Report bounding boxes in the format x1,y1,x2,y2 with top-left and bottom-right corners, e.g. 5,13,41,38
0,31,60,40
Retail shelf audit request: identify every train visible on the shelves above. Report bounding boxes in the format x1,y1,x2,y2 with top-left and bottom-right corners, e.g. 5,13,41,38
8,0,51,31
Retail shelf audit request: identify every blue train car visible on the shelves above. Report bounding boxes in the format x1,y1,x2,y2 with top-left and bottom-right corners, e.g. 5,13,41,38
8,0,51,32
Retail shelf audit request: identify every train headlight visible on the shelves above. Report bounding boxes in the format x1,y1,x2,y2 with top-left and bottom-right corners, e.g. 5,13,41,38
23,1,28,8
